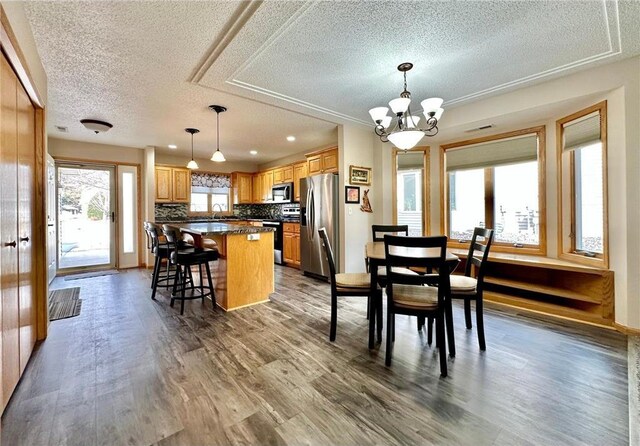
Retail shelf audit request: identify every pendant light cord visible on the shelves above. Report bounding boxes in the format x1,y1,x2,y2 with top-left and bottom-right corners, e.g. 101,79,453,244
216,111,220,151
191,132,194,160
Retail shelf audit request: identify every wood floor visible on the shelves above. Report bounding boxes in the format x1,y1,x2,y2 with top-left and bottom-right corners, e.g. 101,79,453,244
1,266,629,445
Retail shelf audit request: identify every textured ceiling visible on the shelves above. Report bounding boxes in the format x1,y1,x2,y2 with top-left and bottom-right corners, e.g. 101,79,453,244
25,0,640,162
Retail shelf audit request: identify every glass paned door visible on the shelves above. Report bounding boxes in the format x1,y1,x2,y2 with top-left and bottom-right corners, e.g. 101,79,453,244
56,164,116,271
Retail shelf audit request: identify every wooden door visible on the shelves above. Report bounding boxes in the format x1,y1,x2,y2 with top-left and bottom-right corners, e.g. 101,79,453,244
238,174,252,204
262,170,273,202
273,168,284,185
307,155,322,176
283,232,294,264
252,173,261,203
172,168,190,202
17,77,35,374
322,149,338,173
155,166,172,202
282,165,294,183
1,55,20,409
293,162,306,202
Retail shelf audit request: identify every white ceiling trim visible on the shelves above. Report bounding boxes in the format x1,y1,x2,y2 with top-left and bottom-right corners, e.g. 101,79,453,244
445,0,622,107
189,0,262,83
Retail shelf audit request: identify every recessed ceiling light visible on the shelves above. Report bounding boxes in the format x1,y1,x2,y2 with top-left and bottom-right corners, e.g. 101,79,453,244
286,135,296,142
249,150,258,155
168,144,177,149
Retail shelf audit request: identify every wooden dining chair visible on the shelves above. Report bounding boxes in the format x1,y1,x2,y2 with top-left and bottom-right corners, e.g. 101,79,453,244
372,224,409,241
425,227,494,351
384,234,451,377
319,227,375,342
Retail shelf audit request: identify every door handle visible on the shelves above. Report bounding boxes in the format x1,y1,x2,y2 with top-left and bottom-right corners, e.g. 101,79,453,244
4,241,16,248
111,211,115,222
48,223,55,227
20,236,30,243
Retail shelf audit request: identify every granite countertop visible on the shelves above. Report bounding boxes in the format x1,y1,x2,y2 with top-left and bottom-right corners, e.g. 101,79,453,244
167,222,276,236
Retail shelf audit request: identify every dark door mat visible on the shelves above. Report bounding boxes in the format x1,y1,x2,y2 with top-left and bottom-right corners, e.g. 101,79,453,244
49,287,82,321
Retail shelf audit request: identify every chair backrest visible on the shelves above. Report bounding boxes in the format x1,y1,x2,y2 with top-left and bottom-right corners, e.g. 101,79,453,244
143,222,152,250
162,224,182,259
464,227,494,286
318,227,337,284
372,225,408,242
384,235,450,305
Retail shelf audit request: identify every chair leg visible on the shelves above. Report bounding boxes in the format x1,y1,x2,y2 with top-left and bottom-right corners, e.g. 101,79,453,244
391,309,395,342
204,261,216,310
427,316,434,345
385,307,394,366
330,292,337,342
151,255,161,300
366,296,370,320
376,289,383,344
436,312,448,377
180,265,187,315
198,263,205,303
464,298,472,329
170,266,180,307
417,315,425,331
445,299,456,358
476,296,486,351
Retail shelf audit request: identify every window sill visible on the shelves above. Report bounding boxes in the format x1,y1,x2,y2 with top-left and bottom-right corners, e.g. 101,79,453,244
559,252,608,269
448,240,546,257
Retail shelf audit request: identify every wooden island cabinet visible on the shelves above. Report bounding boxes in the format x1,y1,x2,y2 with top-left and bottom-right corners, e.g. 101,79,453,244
283,222,300,267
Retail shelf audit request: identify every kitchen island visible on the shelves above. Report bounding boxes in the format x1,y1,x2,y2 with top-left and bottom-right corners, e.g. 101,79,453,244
166,222,275,311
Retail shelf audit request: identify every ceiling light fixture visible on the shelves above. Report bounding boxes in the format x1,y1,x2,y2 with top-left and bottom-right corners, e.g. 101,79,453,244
369,62,444,150
80,119,113,134
286,135,296,142
249,150,258,155
185,128,200,170
209,105,227,163
168,144,177,149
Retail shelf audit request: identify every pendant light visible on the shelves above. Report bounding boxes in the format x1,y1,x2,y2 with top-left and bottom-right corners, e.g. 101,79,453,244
185,128,200,169
209,105,227,163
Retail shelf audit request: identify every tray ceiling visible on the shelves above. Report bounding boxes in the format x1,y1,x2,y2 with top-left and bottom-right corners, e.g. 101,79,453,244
25,1,640,161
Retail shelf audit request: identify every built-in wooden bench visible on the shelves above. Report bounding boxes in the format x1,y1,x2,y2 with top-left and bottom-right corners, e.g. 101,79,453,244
449,249,614,327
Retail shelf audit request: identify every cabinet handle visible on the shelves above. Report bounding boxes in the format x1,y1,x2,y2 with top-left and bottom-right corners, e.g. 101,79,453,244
4,241,16,248
20,236,30,243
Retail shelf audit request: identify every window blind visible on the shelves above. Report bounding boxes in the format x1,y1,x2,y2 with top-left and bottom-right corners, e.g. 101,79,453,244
562,112,601,152
445,134,538,172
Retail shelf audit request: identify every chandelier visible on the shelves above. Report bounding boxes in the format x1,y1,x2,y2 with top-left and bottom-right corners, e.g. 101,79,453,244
369,62,444,150
209,105,227,162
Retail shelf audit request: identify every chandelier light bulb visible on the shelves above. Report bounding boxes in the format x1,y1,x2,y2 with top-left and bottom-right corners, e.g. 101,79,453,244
369,107,389,123
389,97,411,114
388,130,425,150
421,97,444,114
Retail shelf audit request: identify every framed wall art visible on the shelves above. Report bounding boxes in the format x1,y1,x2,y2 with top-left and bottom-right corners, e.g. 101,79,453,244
349,165,371,186
345,186,360,204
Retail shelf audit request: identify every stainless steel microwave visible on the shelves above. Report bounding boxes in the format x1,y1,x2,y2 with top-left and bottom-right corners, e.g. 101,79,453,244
271,182,293,202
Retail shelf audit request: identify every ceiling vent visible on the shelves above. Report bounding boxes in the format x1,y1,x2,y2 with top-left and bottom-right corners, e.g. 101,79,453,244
465,124,494,133
55,125,68,133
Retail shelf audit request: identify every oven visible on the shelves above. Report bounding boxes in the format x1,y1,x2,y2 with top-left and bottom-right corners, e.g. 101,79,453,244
262,220,284,265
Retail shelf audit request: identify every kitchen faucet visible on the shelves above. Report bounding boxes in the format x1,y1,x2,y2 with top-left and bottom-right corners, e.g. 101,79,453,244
212,203,224,220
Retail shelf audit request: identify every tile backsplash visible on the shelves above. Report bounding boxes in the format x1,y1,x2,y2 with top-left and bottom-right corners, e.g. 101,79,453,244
155,202,294,221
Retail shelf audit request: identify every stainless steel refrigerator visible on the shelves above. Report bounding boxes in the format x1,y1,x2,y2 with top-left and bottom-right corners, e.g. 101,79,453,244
300,173,339,278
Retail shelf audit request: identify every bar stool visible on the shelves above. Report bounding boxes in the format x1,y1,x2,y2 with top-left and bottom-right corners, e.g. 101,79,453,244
162,225,219,315
145,222,191,300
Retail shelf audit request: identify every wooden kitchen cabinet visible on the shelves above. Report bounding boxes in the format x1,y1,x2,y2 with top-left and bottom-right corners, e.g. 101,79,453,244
155,166,190,203
231,172,253,204
306,147,338,176
252,172,262,203
293,161,307,202
273,167,284,185
282,165,294,183
283,223,300,267
172,168,190,203
262,170,273,202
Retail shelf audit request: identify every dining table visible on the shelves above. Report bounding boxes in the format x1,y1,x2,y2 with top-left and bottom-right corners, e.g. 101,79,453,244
365,241,460,350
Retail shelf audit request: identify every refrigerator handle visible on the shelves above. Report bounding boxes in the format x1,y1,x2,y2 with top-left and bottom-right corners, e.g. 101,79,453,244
309,188,315,241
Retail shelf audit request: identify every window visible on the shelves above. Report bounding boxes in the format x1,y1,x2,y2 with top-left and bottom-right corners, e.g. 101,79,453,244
189,191,230,214
442,127,546,254
393,148,429,236
557,102,607,266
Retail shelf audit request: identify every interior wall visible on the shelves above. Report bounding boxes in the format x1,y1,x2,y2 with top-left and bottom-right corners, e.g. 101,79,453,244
338,124,377,273
143,147,155,267
155,152,257,173
377,56,640,329
258,143,336,171
48,137,145,164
